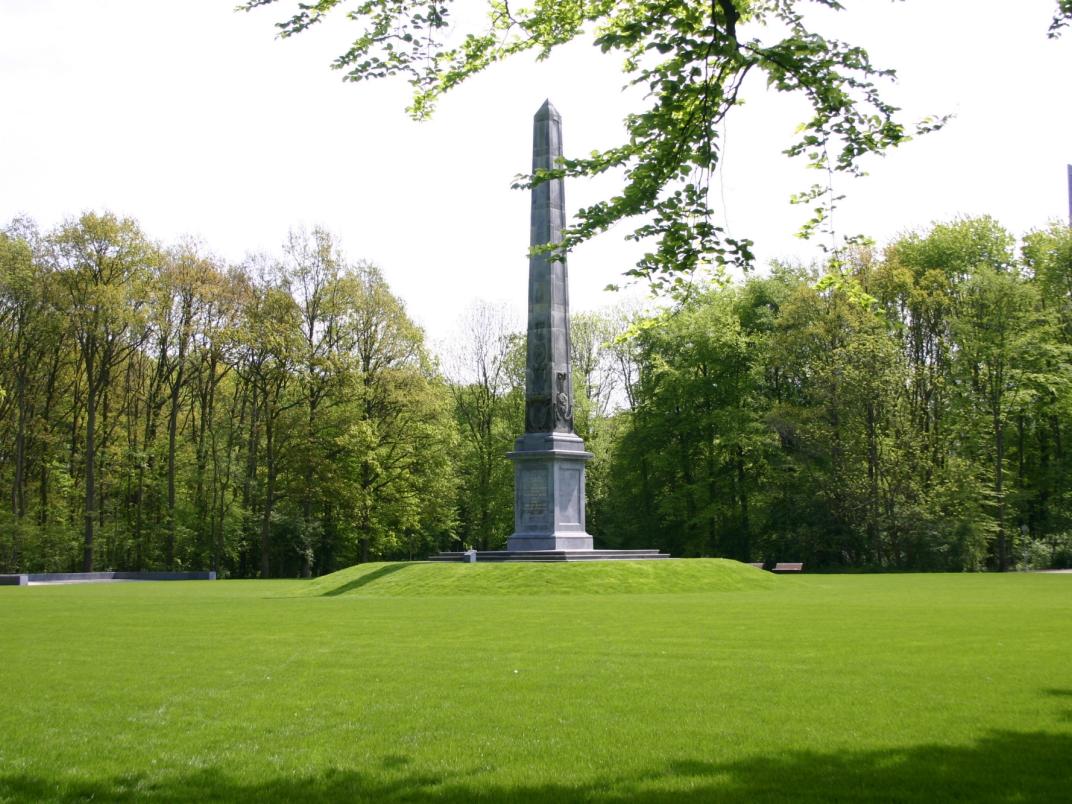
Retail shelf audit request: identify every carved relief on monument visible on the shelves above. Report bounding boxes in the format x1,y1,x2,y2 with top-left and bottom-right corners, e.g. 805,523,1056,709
525,319,555,432
525,399,553,433
554,371,572,430
526,325,550,395
530,270,550,306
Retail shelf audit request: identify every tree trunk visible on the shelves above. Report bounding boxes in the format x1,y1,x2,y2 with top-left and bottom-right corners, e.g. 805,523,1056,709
995,413,1007,572
10,370,27,570
865,400,880,565
737,445,750,562
194,357,217,562
37,351,61,527
166,360,185,569
166,302,192,569
359,539,371,564
241,385,260,575
321,503,336,575
259,410,275,578
82,351,97,572
134,403,157,569
678,426,696,554
212,381,241,575
359,457,373,563
300,396,318,578
12,374,27,519
99,367,121,568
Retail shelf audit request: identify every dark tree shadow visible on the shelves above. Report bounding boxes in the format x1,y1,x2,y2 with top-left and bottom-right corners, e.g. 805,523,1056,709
2,729,1070,802
320,563,412,596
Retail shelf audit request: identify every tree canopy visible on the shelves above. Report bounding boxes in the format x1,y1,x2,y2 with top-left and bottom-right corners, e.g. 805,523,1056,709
242,1,1068,285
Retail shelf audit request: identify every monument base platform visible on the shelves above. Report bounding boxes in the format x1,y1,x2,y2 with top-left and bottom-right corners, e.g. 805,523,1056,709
427,549,670,563
507,534,593,551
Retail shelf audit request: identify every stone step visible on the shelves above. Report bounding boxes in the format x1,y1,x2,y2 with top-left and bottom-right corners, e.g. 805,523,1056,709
427,549,671,563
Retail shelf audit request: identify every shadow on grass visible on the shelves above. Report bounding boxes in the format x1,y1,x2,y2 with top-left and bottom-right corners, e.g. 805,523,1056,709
2,729,1070,802
320,563,411,597
1047,689,1072,723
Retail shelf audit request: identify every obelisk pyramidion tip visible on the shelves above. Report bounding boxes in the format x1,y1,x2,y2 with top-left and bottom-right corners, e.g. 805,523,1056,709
535,99,560,120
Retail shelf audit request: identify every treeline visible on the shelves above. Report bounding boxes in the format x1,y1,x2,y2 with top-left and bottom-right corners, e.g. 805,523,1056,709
0,214,457,576
1,213,1070,574
597,217,1072,571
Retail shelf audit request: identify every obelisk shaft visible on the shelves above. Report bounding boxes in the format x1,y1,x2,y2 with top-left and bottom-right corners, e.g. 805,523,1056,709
507,100,593,552
524,100,574,434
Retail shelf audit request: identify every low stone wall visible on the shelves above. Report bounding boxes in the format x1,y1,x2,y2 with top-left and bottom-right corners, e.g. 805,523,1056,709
4,571,216,584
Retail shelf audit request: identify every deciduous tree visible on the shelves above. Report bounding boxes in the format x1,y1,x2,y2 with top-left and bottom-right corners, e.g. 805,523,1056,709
51,213,154,571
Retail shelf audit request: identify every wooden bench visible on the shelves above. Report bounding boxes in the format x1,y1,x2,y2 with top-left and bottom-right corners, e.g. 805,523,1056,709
772,562,804,573
747,562,766,569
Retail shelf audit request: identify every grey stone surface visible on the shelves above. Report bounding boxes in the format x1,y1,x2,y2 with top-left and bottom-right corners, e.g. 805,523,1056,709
507,432,594,550
14,571,216,584
508,101,596,552
428,550,671,563
524,100,574,435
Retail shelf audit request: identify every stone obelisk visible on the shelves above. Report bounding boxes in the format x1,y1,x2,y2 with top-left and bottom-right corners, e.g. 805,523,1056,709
506,100,594,551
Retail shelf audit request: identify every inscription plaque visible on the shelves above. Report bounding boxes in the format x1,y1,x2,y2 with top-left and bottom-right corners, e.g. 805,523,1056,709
521,467,550,528
559,466,581,525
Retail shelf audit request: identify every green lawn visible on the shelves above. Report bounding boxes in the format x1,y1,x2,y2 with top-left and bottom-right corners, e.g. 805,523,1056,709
1,561,1070,802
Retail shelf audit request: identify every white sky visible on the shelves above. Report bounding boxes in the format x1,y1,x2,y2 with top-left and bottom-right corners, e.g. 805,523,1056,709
1,0,1070,344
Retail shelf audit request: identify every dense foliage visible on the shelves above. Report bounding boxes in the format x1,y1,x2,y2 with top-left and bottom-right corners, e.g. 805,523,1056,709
0,216,457,576
598,219,1072,571
2,214,1071,574
242,0,1069,286
242,0,938,282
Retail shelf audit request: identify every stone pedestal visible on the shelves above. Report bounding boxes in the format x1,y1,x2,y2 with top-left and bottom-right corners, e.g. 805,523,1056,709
507,432,593,551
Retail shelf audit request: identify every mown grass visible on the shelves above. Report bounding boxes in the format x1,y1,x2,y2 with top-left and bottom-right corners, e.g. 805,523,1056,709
1,565,1070,802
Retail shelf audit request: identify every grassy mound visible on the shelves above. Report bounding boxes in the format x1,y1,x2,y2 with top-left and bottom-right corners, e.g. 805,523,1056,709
296,557,780,597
